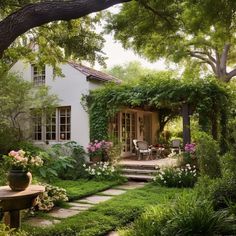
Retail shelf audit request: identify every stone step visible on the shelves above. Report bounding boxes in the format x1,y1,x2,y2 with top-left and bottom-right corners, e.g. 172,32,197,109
118,164,159,170
121,168,158,175
122,174,154,181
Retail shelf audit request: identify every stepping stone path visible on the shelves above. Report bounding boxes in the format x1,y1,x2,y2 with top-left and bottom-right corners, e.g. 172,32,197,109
79,195,113,204
100,189,126,196
25,181,146,230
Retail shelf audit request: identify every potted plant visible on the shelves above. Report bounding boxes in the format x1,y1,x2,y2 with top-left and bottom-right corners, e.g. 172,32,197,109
4,150,43,191
87,140,113,163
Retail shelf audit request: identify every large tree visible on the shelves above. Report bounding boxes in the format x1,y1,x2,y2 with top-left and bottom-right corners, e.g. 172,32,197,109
105,61,159,81
106,0,236,82
0,0,131,61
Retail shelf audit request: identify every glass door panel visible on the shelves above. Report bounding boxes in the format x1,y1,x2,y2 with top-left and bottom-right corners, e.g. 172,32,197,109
121,112,137,155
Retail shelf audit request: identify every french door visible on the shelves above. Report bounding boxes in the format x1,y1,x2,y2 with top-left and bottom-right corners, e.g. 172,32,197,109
121,112,137,156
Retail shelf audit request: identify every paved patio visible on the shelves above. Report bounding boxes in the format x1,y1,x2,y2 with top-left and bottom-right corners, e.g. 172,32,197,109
119,157,177,168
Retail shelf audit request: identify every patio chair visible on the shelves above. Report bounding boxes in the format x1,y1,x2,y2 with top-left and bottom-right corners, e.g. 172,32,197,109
136,141,152,160
170,139,182,154
133,139,141,156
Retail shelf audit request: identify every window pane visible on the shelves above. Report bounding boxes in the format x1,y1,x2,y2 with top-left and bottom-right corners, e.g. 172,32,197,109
32,113,42,141
46,111,56,140
32,65,46,86
59,107,71,141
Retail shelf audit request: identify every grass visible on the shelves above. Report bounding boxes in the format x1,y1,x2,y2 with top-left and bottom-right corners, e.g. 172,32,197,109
53,179,125,201
22,184,189,236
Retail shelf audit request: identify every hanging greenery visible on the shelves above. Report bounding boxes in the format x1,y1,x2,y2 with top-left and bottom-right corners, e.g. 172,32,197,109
84,73,231,148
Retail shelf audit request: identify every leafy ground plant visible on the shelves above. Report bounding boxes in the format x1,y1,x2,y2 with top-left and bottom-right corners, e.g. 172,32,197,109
120,192,234,236
36,184,68,211
0,223,28,236
154,164,198,188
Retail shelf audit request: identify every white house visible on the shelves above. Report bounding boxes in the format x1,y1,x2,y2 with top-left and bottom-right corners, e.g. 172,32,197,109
11,61,119,149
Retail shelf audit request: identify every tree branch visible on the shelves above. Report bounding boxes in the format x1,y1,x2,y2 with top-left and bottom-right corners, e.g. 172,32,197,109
220,44,230,74
225,68,236,82
139,0,173,28
0,0,131,57
189,51,217,75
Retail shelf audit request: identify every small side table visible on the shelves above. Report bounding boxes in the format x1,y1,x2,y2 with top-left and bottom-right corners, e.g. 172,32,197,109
0,185,45,228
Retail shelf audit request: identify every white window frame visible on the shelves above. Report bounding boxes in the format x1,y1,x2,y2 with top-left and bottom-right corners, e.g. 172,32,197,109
32,64,46,86
32,106,71,142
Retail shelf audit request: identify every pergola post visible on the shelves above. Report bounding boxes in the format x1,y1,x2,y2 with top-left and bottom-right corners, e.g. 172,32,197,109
182,103,191,146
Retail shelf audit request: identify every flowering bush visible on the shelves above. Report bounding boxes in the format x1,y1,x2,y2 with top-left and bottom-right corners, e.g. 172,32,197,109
154,164,198,188
177,143,197,167
4,150,43,171
37,184,68,211
87,140,113,161
184,143,196,153
84,162,120,180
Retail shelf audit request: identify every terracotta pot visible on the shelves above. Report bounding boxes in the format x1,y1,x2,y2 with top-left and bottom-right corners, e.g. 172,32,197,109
8,169,32,191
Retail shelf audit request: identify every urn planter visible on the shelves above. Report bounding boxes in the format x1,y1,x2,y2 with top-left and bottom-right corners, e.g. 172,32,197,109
8,169,32,191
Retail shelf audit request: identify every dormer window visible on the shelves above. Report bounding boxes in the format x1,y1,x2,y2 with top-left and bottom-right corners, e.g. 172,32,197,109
32,65,45,85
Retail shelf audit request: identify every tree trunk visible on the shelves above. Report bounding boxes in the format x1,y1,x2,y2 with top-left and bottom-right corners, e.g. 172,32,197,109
0,0,131,57
182,103,191,146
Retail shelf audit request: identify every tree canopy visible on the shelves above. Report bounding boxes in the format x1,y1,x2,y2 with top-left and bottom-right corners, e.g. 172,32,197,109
0,0,130,60
105,61,163,81
106,0,236,82
0,72,58,152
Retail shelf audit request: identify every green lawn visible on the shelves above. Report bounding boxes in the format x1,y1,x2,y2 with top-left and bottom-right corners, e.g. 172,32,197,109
54,179,125,201
23,184,190,236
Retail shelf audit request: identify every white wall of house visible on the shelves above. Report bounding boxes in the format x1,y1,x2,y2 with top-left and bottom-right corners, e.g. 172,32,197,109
11,61,104,149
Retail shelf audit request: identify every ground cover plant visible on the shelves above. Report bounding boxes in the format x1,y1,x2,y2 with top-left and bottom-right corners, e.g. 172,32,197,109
0,223,28,236
53,179,124,201
22,184,187,236
119,192,234,236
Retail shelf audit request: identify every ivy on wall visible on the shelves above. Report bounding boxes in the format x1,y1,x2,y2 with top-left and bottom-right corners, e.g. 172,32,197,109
85,73,231,150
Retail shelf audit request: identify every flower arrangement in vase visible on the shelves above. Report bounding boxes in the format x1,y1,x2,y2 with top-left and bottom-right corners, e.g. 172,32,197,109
4,150,43,191
87,140,113,163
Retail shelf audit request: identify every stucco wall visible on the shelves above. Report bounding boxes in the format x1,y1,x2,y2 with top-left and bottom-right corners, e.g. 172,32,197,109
11,61,103,149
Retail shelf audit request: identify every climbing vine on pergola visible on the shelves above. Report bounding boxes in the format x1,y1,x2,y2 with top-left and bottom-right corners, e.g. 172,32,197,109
85,74,231,151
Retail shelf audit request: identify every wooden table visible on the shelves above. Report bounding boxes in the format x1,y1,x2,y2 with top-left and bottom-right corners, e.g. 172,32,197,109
151,147,165,159
0,185,45,228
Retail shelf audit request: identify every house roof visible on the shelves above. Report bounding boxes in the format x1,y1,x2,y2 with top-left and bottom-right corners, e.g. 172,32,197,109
68,62,120,83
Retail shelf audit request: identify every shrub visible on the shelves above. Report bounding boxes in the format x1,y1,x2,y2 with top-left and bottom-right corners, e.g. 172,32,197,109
195,132,221,178
121,193,233,236
196,174,236,210
211,174,236,209
0,157,7,185
36,184,68,211
221,152,236,178
34,141,87,181
87,140,113,162
154,164,198,188
84,162,121,180
14,142,43,156
35,150,75,182
50,141,87,179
